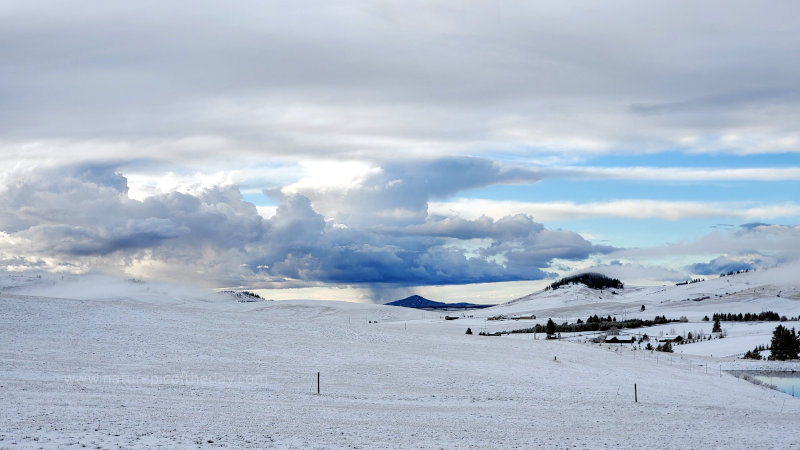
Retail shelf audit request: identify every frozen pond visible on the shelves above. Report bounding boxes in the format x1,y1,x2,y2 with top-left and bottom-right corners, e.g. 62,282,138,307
730,371,800,397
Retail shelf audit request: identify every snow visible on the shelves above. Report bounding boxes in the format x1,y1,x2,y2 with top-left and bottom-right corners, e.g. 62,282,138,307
2,271,800,448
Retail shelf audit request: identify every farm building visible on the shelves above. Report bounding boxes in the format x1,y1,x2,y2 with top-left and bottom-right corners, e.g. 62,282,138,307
605,336,635,344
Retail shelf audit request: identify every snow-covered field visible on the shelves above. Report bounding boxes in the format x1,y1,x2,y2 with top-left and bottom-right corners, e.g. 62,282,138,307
2,271,800,448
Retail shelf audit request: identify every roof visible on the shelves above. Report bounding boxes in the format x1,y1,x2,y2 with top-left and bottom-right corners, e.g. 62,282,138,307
605,336,635,342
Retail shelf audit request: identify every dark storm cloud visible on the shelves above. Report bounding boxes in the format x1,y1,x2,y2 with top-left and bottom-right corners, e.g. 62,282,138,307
254,186,606,285
255,202,608,285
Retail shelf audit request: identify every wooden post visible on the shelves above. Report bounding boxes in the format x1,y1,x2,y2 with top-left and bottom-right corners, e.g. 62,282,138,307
634,384,638,403
317,372,320,394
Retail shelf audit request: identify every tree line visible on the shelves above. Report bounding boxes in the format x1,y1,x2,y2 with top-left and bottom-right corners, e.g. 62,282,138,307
712,311,790,322
506,315,679,335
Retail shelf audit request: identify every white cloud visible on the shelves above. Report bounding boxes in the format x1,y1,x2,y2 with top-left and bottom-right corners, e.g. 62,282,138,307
430,199,800,222
280,160,379,196
561,166,800,182
610,224,800,268
127,171,245,201
1,1,800,158
274,157,544,227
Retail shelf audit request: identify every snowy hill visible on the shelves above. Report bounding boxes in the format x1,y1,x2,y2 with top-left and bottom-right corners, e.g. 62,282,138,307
1,270,800,448
484,265,800,321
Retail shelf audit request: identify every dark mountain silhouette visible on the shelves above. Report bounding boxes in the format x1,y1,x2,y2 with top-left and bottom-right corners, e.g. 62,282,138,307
386,295,494,310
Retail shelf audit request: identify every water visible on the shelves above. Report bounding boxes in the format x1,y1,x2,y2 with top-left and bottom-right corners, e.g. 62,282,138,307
732,371,800,397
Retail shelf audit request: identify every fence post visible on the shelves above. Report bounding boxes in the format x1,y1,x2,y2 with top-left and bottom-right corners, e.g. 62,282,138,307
634,384,638,403
317,372,320,394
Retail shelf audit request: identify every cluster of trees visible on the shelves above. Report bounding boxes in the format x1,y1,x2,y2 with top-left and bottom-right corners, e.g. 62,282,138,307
740,326,800,360
712,311,783,322
681,330,708,343
508,315,680,335
221,290,264,302
743,345,768,360
546,273,623,291
585,314,616,323
655,342,673,353
675,278,704,286
719,269,750,277
651,315,672,324
769,325,800,361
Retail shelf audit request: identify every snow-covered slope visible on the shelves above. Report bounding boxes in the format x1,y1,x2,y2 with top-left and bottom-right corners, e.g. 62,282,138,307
1,272,799,448
481,264,800,321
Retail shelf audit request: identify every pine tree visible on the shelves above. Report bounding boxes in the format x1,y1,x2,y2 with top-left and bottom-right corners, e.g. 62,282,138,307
546,318,556,336
712,317,722,333
743,347,763,360
656,341,673,353
770,325,800,360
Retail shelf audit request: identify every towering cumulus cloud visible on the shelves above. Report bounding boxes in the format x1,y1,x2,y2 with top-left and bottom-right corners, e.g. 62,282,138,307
0,162,608,289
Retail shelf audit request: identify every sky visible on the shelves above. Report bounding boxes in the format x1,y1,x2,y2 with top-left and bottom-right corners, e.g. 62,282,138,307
1,0,799,303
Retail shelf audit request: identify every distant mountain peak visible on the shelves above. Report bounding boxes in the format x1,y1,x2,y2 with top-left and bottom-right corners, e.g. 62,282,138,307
385,295,494,310
385,295,446,308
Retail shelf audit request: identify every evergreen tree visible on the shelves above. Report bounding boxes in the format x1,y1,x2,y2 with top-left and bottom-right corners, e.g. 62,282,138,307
769,325,800,360
656,341,673,353
743,347,763,360
546,318,556,336
712,317,722,333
